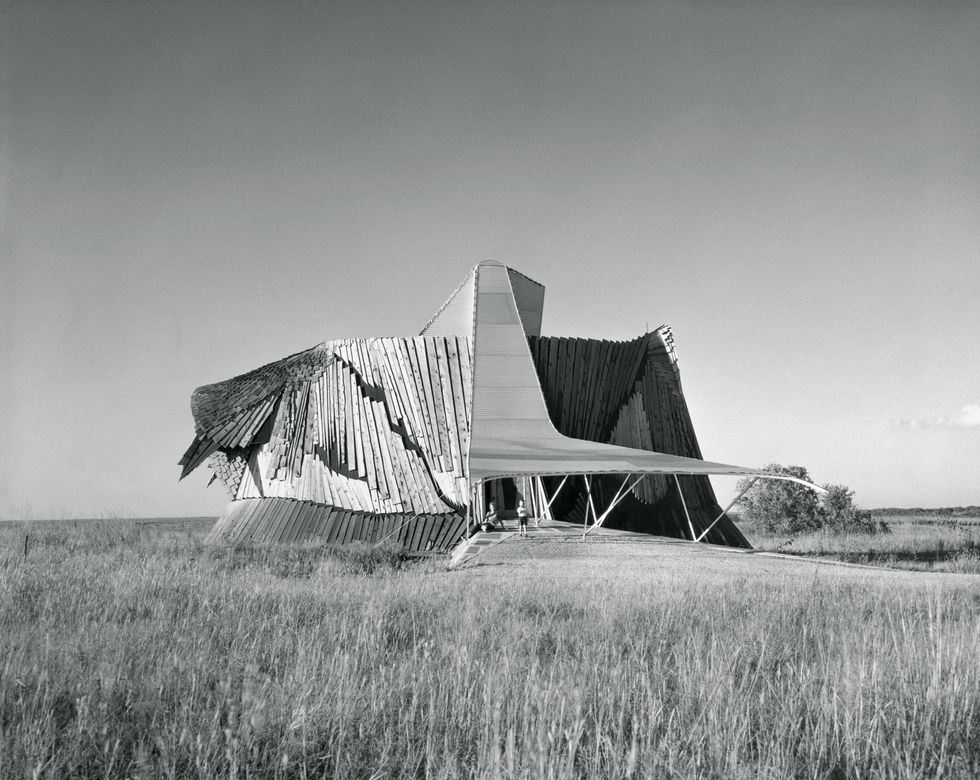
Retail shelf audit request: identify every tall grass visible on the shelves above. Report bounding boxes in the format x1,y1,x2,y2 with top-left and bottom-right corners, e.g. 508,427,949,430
2,522,979,778
745,514,980,574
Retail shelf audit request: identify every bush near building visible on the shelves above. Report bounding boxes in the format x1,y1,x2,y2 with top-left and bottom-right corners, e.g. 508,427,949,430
737,465,888,534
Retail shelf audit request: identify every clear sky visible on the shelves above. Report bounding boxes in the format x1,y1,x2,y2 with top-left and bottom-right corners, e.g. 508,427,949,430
1,1,977,519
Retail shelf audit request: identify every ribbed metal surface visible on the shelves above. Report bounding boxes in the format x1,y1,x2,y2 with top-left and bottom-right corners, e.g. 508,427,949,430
466,261,759,483
470,262,556,432
420,269,475,337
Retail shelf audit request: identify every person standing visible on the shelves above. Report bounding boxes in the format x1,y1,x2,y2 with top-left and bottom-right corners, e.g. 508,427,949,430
517,499,529,537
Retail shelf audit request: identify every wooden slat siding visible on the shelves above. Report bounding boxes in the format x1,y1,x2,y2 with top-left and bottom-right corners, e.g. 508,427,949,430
425,339,451,471
375,340,405,431
542,336,558,423
377,400,403,505
223,502,247,543
458,335,474,430
409,515,427,551
409,338,437,460
544,337,559,421
332,511,349,545
330,363,342,471
348,368,366,480
232,500,257,542
316,375,329,453
341,511,358,545
564,337,579,430
420,517,436,551
323,509,342,544
336,509,352,544
279,499,308,543
237,500,263,543
436,337,463,476
422,515,443,551
388,427,417,512
348,367,367,482
545,336,560,421
377,513,394,545
438,515,462,550
423,515,442,551
306,503,326,541
393,339,426,449
276,498,305,543
553,337,566,428
570,339,585,433
407,339,438,459
349,512,363,544
583,340,602,435
334,509,352,544
364,514,379,545
295,499,320,542
337,471,360,512
359,514,374,544
576,340,594,435
578,340,599,440
226,500,253,542
258,496,288,543
434,515,463,550
565,338,579,433
342,367,356,475
433,338,457,469
384,339,413,431
554,337,568,432
208,500,240,542
397,514,415,547
358,392,382,497
563,337,579,432
265,498,295,543
369,401,398,505
607,339,635,438
593,339,615,440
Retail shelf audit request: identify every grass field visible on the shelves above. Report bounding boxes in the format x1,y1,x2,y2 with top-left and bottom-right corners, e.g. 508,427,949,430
2,517,979,778
743,512,980,573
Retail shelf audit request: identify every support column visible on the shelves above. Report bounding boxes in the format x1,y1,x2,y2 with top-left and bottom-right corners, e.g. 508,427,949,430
674,474,697,541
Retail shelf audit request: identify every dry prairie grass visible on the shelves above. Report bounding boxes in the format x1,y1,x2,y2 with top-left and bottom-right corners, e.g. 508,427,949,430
2,519,979,778
745,513,980,574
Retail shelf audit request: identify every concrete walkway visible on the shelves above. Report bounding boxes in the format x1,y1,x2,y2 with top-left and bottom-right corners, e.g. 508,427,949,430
448,518,687,569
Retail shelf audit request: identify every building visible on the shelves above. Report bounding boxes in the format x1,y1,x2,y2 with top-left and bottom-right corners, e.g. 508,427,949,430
181,262,797,550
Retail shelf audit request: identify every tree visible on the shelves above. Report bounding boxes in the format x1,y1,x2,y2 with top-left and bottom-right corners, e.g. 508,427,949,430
737,465,888,535
736,464,823,533
821,483,887,534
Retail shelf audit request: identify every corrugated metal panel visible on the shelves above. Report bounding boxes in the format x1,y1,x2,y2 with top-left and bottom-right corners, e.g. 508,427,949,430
470,262,556,434
420,269,476,337
466,261,761,483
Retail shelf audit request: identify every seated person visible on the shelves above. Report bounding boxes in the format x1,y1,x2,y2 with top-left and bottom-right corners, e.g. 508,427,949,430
480,500,499,532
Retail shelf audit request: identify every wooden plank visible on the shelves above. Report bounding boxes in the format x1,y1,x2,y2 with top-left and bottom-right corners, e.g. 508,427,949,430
265,498,295,543
407,339,438,457
425,338,451,469
446,337,469,471
434,337,461,473
348,369,367,480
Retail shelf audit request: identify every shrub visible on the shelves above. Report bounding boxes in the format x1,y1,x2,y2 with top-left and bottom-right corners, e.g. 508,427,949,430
821,484,889,535
738,467,888,535
736,464,823,533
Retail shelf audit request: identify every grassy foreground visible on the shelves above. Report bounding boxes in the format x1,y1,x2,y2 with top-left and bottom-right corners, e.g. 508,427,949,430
2,520,980,778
